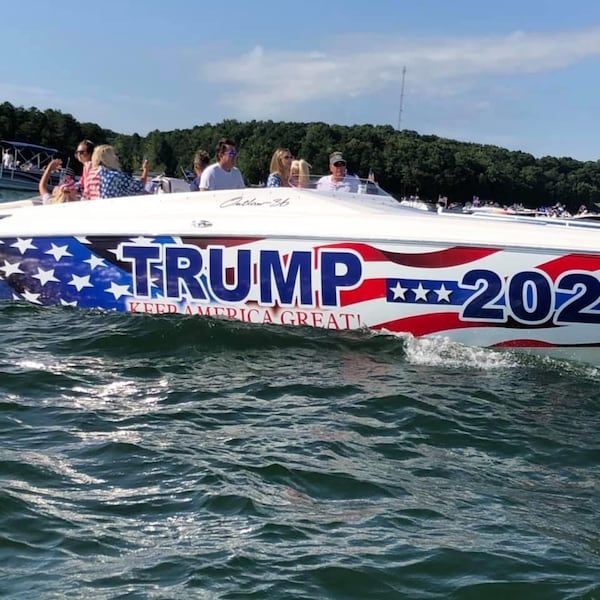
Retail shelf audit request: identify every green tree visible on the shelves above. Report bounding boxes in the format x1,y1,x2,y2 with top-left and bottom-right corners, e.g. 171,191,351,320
1,101,599,212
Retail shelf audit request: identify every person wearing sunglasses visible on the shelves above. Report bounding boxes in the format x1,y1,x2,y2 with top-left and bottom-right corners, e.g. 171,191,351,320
199,137,245,191
266,148,293,187
74,139,95,200
316,151,359,193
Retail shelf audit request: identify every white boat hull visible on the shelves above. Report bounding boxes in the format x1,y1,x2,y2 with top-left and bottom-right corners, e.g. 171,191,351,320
1,186,600,365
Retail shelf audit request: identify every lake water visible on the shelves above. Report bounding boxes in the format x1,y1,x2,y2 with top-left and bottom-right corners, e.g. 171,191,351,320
0,192,598,599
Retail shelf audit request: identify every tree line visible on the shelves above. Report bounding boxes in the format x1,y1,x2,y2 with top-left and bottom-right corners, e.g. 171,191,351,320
1,101,599,211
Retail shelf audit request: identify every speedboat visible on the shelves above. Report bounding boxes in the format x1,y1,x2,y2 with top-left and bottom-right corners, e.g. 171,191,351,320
1,176,600,365
0,141,70,192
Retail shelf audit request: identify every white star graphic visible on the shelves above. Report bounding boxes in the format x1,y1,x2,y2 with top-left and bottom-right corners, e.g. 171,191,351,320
32,267,59,286
46,243,73,261
390,281,407,301
412,282,430,302
11,238,37,254
60,298,78,307
129,235,155,244
69,274,93,291
434,284,452,303
106,281,131,300
21,289,42,304
75,236,90,244
84,255,106,270
0,259,23,277
150,268,163,290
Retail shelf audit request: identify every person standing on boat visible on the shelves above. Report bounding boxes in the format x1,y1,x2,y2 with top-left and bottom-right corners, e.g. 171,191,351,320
74,139,95,200
189,149,210,191
316,152,359,192
199,138,245,191
2,148,14,169
266,148,293,187
86,145,148,199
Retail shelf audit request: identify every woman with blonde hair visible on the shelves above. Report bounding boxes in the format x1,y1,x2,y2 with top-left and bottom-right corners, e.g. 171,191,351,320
38,158,79,204
266,148,293,187
289,158,311,188
86,144,149,199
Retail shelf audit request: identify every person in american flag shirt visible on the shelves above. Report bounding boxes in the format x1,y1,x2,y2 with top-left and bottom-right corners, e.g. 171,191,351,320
85,144,149,199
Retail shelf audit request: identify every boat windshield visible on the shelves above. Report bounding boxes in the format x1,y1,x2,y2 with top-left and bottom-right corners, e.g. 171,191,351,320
290,174,392,197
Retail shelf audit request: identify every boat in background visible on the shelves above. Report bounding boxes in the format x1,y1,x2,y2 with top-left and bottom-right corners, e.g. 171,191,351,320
462,204,539,217
399,197,437,211
1,176,600,365
0,140,71,192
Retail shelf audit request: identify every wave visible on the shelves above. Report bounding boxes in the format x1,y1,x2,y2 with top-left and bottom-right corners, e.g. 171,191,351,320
2,302,600,380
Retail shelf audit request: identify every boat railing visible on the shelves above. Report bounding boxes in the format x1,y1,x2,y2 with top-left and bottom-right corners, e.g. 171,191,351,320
1,141,70,191
290,174,392,197
0,164,71,190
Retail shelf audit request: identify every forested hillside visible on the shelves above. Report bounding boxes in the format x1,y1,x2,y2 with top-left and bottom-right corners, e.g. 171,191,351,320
1,101,598,211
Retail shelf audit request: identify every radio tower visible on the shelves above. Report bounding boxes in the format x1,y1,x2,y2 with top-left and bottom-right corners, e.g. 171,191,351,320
397,66,406,130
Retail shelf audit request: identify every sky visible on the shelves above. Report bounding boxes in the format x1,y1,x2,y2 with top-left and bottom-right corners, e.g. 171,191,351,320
1,0,600,161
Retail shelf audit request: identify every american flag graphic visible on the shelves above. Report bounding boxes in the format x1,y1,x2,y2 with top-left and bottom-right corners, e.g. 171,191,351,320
318,241,600,348
1,234,600,349
0,235,173,309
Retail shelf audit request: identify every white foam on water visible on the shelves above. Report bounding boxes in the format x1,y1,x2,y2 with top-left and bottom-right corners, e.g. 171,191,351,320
399,334,600,379
401,334,519,370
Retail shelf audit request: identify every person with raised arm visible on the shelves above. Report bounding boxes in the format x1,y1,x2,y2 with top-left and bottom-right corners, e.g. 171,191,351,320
38,158,79,204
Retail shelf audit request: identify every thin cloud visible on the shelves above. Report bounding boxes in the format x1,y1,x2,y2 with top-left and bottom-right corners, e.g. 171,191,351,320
0,83,59,108
201,26,600,118
0,82,177,134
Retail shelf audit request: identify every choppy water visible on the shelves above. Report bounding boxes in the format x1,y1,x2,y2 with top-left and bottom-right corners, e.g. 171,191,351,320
0,192,599,599
0,302,598,600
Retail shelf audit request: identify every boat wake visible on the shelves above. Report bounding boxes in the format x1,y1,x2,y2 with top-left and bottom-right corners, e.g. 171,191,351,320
399,333,518,369
5,301,599,379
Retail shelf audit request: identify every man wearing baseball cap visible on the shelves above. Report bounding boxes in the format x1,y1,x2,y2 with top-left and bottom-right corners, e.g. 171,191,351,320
316,151,360,192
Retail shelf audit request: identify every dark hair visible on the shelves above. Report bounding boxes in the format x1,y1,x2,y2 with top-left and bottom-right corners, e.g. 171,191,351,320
215,137,236,158
78,139,95,154
193,149,210,168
